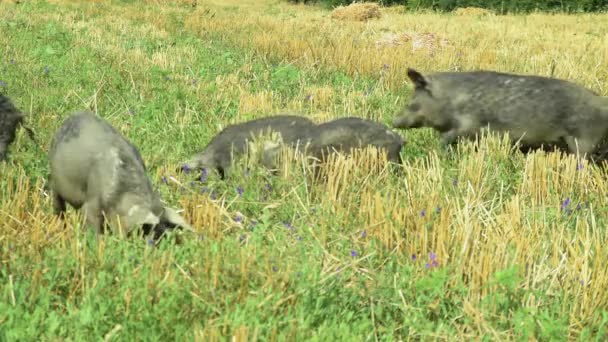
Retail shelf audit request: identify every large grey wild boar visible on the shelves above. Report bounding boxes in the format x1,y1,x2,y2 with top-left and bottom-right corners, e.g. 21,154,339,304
306,116,405,166
180,114,316,179
49,111,192,240
392,68,608,157
0,94,36,161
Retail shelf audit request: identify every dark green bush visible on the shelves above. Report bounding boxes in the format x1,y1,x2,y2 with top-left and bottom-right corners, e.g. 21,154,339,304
285,0,608,14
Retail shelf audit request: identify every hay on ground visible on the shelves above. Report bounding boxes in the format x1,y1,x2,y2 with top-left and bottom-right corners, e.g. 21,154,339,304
454,7,495,16
331,2,381,22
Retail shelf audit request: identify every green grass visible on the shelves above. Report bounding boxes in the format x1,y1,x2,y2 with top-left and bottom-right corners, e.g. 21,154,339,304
1,1,608,340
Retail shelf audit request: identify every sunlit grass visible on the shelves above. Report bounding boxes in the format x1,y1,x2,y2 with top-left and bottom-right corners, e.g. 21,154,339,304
1,0,608,340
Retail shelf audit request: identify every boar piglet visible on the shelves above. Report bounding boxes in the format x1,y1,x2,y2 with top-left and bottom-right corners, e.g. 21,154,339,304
49,111,192,240
304,116,405,172
393,68,608,157
180,114,316,179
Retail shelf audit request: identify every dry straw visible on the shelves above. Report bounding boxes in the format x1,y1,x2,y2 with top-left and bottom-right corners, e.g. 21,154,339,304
331,2,381,22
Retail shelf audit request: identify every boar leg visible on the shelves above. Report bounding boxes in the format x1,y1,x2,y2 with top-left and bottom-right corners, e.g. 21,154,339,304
83,199,104,235
52,191,67,218
0,143,6,161
440,129,461,146
564,136,597,159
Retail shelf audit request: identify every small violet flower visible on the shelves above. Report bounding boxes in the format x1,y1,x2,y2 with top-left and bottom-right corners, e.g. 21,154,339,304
236,186,244,197
350,250,358,258
561,197,571,210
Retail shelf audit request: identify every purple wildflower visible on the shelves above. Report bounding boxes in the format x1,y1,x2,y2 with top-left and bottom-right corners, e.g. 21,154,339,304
412,254,417,261
161,176,168,184
234,214,243,223
350,250,358,258
561,198,571,210
425,262,431,269
420,209,426,217
283,222,293,230
432,260,438,267
577,163,584,171
452,179,458,187
182,164,191,174
429,252,436,261
361,230,367,238
200,168,208,182
236,186,244,197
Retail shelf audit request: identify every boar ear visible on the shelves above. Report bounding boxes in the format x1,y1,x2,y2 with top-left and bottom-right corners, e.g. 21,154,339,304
163,207,194,231
407,68,428,89
127,205,161,226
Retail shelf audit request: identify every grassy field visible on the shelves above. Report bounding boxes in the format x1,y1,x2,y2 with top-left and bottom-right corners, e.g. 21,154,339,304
1,0,608,340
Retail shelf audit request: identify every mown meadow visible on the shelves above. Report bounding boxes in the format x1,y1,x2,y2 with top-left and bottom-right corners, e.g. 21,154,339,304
1,0,608,340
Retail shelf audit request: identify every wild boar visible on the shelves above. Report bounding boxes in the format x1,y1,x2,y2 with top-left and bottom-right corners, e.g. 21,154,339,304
180,114,316,179
0,94,37,161
392,68,608,157
49,111,192,240
306,116,405,166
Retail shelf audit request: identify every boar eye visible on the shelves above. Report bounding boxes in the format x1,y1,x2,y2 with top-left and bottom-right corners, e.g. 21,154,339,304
408,103,421,112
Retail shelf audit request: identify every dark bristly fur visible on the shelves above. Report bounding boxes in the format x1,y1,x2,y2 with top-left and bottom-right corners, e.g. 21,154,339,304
181,114,317,179
393,68,608,158
0,94,36,161
308,117,405,166
49,111,192,241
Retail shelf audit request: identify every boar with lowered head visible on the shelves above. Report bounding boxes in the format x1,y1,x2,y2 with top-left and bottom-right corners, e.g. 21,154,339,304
0,94,36,161
393,68,608,157
180,114,316,179
306,116,405,166
49,111,192,240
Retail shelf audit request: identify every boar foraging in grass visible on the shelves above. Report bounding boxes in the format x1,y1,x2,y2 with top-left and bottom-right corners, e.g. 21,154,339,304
304,117,405,175
0,94,37,161
393,68,608,158
309,117,404,162
49,111,192,241
180,115,316,179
